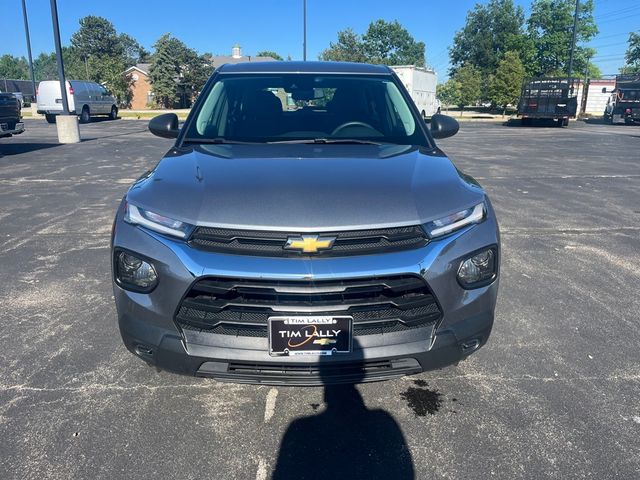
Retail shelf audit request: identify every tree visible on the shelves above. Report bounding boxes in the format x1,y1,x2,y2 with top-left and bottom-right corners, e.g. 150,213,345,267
68,16,138,105
452,64,482,115
149,34,182,108
33,53,58,81
148,34,211,108
71,16,123,61
256,51,283,61
182,51,214,97
622,31,640,74
489,51,525,116
361,20,426,67
320,28,367,63
450,0,533,77
527,0,598,76
436,79,460,113
119,33,149,65
321,21,425,66
0,55,29,80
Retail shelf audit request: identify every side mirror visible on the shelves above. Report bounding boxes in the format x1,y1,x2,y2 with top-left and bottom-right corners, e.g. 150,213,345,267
149,113,179,139
429,113,459,139
602,87,607,94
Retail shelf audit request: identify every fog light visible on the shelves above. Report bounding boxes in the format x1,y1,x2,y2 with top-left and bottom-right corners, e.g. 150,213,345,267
115,250,158,292
457,248,497,288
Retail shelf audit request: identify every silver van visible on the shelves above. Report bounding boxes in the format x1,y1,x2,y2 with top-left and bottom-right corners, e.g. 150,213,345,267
37,80,118,124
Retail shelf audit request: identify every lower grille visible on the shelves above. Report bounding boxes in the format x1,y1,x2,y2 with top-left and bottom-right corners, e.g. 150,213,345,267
197,358,423,385
175,275,441,337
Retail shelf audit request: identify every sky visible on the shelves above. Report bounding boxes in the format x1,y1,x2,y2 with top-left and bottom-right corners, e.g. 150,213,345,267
1,0,637,81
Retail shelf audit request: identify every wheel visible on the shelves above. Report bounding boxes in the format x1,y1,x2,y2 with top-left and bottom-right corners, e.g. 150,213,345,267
45,114,56,124
79,106,90,124
109,105,118,120
562,118,569,127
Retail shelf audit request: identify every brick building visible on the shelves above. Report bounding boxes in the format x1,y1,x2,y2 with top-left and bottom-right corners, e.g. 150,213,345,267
124,63,152,109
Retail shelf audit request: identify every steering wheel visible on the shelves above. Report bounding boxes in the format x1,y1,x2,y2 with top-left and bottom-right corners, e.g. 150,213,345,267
331,121,379,137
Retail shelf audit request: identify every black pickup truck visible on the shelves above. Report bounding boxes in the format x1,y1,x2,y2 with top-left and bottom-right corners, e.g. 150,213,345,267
0,92,25,138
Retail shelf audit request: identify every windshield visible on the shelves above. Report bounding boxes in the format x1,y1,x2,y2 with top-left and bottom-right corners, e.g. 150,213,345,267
183,73,428,146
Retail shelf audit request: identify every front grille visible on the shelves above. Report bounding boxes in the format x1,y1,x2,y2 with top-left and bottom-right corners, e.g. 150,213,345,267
175,275,441,337
188,226,428,257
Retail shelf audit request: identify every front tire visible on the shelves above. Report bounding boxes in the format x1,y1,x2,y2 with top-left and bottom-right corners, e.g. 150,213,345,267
45,114,56,124
79,106,90,124
109,105,118,120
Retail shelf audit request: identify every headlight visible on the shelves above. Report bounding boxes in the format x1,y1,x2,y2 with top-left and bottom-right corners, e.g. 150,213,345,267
124,203,193,238
114,249,158,292
457,247,497,288
424,203,485,238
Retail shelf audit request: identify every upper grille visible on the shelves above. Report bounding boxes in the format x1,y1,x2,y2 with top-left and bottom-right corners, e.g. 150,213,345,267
188,226,428,257
175,275,441,337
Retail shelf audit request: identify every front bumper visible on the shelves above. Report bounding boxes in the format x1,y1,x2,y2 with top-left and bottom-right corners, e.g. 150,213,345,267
0,121,24,137
112,203,500,385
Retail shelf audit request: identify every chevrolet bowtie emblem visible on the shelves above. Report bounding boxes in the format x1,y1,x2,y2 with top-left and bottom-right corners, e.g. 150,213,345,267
284,235,336,253
313,338,337,345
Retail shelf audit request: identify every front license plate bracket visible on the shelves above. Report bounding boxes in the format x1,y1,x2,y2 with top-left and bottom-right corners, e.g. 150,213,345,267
268,316,352,356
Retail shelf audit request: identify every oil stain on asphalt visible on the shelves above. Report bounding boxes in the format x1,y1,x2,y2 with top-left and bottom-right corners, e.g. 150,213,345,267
401,379,443,416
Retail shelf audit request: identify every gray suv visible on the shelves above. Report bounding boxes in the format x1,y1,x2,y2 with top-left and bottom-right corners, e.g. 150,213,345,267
111,62,500,385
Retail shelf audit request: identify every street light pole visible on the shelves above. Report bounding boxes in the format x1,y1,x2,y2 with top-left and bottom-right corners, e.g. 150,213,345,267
50,0,69,115
303,0,307,61
567,0,580,79
49,0,80,143
21,0,37,103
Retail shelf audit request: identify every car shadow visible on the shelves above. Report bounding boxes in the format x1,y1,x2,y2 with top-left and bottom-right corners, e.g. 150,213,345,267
0,142,61,156
272,338,415,480
503,118,565,128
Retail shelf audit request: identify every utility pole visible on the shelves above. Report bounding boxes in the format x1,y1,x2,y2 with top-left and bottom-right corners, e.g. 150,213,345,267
50,0,69,115
567,0,580,80
50,0,80,143
303,0,307,61
21,0,37,104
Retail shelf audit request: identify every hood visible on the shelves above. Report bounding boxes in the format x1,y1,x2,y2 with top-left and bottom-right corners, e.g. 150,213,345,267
126,144,485,231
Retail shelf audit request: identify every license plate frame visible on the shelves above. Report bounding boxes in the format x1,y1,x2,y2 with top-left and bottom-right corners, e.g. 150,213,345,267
268,315,352,356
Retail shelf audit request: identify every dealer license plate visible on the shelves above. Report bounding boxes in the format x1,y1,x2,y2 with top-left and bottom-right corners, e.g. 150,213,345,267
268,316,352,356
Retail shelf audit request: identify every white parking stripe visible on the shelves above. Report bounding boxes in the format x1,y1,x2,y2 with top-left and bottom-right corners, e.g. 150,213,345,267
264,388,278,423
255,457,268,480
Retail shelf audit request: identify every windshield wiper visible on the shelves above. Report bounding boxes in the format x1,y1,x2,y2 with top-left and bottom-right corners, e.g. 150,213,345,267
267,138,383,145
183,137,259,145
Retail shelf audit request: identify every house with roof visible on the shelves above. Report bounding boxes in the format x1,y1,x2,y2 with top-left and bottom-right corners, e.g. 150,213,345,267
124,63,152,109
124,45,277,110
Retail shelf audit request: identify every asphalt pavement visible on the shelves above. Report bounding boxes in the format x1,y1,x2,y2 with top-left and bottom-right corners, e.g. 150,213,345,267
1,118,639,479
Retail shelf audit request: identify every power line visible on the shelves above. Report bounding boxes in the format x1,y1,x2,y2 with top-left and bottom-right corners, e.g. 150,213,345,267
592,31,634,41
594,4,640,20
589,40,629,48
595,12,640,25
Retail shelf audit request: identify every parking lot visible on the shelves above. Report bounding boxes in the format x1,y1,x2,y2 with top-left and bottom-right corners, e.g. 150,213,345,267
1,118,639,479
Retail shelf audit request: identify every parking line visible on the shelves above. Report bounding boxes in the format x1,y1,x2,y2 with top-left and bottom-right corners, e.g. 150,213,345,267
255,457,268,480
264,388,278,423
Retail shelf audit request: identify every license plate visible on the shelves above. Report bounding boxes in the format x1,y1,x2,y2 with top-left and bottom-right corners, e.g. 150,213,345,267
268,316,352,356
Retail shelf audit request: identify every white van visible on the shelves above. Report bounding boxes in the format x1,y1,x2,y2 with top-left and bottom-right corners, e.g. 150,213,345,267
37,80,118,124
